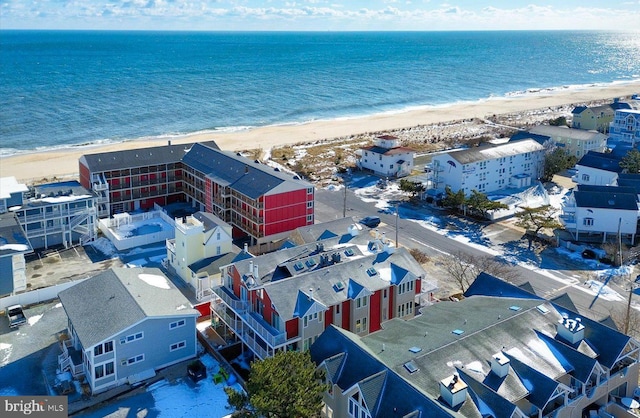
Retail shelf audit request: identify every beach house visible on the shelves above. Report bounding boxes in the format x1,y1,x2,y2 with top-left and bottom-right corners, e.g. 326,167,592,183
310,273,640,418
571,99,632,133
560,184,639,244
11,180,98,250
357,135,416,178
79,141,315,249
0,212,32,296
167,211,248,300
572,151,624,186
428,139,545,197
57,267,200,394
609,109,640,148
528,125,607,158
209,224,437,360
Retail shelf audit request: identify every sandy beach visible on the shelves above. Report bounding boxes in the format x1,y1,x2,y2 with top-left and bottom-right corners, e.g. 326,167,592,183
2,82,639,183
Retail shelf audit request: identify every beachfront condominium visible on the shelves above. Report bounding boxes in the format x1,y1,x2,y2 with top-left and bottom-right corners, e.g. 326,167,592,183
79,141,315,247
428,139,545,197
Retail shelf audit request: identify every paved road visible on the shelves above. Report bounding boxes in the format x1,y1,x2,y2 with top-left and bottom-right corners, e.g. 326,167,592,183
315,184,633,321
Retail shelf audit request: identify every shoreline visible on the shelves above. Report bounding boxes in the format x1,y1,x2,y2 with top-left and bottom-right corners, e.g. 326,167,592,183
2,81,639,183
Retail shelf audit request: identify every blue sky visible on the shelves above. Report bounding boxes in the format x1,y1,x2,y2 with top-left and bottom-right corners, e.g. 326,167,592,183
1,0,639,31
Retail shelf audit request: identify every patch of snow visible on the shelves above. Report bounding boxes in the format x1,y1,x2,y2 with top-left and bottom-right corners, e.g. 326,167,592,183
0,244,30,251
176,304,187,311
90,237,118,258
53,303,62,309
465,361,484,374
0,342,12,367
138,274,170,289
378,267,391,282
583,280,624,302
41,194,92,204
196,321,211,332
28,314,43,326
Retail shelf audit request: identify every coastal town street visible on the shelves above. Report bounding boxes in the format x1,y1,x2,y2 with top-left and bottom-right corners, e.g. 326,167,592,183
314,175,636,322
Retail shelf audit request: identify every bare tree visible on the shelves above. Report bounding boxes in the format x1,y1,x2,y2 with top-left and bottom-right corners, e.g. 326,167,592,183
610,304,640,339
439,250,519,293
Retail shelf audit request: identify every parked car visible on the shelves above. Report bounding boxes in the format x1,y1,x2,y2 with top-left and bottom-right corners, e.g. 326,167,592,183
6,304,27,328
360,216,381,228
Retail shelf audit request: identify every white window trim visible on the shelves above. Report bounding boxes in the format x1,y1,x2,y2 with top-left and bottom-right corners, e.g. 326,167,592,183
120,331,144,344
170,340,187,352
170,319,186,330
125,354,144,365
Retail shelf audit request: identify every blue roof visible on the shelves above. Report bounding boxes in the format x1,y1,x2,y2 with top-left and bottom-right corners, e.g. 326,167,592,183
464,272,543,300
552,303,630,369
576,151,623,173
504,353,561,409
457,368,518,418
390,263,410,285
573,188,638,210
293,290,314,317
535,331,596,384
347,278,366,299
571,106,588,114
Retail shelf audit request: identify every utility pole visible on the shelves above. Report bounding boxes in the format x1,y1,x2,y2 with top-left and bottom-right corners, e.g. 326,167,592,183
343,184,347,218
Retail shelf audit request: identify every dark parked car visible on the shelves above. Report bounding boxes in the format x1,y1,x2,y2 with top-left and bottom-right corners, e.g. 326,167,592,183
360,216,381,228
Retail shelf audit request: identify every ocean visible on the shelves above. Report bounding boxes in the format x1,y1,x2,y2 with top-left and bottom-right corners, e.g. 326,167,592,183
1,30,639,156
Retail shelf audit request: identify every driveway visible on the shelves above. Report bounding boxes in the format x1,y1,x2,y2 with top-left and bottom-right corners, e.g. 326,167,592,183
0,301,68,396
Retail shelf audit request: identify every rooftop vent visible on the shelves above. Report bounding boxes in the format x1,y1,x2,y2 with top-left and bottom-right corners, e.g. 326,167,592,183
331,253,341,264
557,316,585,344
491,352,510,378
347,224,359,237
439,374,468,408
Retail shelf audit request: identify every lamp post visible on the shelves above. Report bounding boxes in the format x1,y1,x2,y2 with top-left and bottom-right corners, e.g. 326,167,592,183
395,202,399,248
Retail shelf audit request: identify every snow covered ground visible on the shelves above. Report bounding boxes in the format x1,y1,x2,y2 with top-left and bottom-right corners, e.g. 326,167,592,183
78,353,242,418
342,173,637,309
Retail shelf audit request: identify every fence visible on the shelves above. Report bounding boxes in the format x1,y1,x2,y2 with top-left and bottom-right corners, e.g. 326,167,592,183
0,279,86,311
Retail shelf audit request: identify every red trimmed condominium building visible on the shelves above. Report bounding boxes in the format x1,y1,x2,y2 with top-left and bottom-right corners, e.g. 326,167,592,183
79,141,314,246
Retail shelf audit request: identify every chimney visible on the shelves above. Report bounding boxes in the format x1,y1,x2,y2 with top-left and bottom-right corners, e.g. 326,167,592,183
557,316,585,344
490,352,510,378
439,374,467,408
254,264,259,279
249,261,254,277
244,243,248,253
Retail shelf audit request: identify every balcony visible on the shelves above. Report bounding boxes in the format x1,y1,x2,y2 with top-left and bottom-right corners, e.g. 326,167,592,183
58,339,84,377
559,214,576,228
211,286,292,358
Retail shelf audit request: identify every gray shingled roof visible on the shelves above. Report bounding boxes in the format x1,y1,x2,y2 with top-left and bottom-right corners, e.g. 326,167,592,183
265,247,425,321
58,267,198,349
192,211,231,233
448,139,543,165
79,141,219,172
182,143,312,199
360,297,568,402
529,125,607,141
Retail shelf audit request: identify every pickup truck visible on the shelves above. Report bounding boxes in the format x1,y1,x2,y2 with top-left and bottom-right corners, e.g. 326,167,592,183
6,304,27,328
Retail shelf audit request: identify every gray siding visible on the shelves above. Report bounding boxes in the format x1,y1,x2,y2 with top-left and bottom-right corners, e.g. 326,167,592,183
112,316,197,383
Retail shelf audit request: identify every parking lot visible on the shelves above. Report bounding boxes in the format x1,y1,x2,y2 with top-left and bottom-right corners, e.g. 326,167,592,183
0,301,68,396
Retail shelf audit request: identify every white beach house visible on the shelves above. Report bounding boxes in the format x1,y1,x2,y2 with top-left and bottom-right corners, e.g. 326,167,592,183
357,135,415,178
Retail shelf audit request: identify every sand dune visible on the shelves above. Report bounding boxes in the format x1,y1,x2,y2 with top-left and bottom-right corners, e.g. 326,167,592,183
1,82,639,183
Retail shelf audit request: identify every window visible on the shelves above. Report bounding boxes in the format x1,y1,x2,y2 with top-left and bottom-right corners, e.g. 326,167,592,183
170,319,186,330
127,354,144,365
170,341,186,352
355,317,368,333
120,332,143,344
583,217,594,226
105,341,113,353
356,296,368,309
94,345,103,356
306,187,313,194
582,174,590,182
105,362,114,376
307,201,313,208
94,365,105,379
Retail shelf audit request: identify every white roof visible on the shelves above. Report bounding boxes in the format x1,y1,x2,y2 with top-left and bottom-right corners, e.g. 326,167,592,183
0,177,28,200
